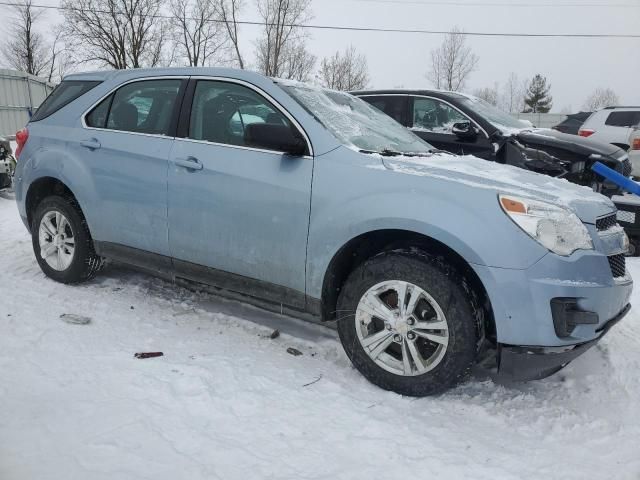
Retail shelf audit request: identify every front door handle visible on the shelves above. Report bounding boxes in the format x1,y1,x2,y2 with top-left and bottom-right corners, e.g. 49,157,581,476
173,156,203,171
80,138,101,150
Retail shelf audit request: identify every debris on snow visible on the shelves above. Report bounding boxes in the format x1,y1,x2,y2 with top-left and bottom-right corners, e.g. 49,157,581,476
302,374,322,387
286,347,303,356
134,352,164,359
59,313,91,325
270,329,280,339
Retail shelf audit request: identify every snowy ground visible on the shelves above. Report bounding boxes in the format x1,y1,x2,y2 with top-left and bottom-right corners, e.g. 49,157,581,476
1,195,639,480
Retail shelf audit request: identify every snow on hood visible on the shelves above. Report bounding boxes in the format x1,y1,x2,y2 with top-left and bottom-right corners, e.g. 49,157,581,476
380,152,615,222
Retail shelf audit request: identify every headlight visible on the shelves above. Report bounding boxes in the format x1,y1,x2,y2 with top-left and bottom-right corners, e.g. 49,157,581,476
499,195,593,256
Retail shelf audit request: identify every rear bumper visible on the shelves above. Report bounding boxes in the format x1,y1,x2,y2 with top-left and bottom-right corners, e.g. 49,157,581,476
497,303,630,381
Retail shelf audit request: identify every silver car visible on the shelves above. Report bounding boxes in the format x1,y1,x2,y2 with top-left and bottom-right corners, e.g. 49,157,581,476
13,68,633,395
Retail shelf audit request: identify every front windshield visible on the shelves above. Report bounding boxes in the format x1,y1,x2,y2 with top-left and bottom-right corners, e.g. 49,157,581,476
457,95,531,132
279,82,434,155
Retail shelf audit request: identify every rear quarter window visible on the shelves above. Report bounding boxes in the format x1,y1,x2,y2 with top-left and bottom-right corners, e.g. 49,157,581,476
605,111,640,128
31,80,101,122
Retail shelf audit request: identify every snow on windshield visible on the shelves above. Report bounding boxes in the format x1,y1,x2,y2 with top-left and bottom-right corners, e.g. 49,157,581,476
458,95,531,134
278,80,433,154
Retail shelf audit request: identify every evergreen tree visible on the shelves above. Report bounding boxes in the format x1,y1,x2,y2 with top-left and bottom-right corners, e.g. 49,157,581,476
523,74,553,113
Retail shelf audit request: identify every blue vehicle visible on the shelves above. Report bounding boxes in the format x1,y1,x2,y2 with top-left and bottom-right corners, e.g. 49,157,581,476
13,68,633,396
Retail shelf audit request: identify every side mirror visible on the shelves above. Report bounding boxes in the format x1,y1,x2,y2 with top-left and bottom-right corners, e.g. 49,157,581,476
244,123,307,156
452,121,478,140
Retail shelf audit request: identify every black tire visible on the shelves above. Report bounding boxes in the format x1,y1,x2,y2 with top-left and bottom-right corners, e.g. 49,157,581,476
31,195,104,283
337,250,478,396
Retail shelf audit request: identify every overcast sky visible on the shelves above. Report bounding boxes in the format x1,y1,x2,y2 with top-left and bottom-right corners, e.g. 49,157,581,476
7,0,640,112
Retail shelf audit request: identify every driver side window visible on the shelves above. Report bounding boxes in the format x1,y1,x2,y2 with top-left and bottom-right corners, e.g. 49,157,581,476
412,97,468,134
188,80,292,149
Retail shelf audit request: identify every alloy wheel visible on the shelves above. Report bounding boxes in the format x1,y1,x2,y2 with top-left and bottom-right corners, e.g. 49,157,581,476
355,280,449,376
38,210,76,271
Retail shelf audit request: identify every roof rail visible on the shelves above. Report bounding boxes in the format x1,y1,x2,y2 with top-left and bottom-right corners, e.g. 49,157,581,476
603,106,640,110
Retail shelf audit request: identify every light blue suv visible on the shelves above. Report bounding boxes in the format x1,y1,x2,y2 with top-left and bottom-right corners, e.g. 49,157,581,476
13,68,633,396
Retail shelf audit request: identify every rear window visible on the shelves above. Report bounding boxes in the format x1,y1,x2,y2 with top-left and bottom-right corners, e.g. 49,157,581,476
31,80,101,122
605,111,640,128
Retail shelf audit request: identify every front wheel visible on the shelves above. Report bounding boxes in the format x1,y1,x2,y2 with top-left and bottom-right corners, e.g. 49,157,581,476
31,195,103,283
337,251,478,396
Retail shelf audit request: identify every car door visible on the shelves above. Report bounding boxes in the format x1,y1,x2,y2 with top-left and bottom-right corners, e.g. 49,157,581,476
409,96,494,158
79,77,186,258
167,78,313,309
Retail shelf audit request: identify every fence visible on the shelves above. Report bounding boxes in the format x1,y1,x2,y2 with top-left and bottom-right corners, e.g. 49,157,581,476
512,112,568,129
0,69,55,138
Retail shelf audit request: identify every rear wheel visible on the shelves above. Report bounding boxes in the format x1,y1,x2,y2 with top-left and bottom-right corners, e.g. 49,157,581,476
337,251,478,396
31,195,103,283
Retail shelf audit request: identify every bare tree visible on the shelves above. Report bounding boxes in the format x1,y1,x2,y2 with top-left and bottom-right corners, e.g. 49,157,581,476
583,87,620,111
61,0,166,69
2,0,50,76
45,30,72,83
473,84,499,106
254,0,312,78
280,42,315,81
500,72,526,113
427,26,479,92
217,0,245,69
170,0,228,66
318,45,370,91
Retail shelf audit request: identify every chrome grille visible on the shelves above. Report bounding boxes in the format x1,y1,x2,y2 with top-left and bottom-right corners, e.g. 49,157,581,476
596,213,617,231
608,254,626,278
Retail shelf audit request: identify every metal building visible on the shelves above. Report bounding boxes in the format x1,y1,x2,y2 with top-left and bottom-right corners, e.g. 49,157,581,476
0,69,55,138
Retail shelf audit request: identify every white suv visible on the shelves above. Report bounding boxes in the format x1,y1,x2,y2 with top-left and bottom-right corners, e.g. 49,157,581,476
579,107,640,150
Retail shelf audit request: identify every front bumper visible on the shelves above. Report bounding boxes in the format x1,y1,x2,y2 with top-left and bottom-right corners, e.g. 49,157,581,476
472,248,632,347
497,303,630,381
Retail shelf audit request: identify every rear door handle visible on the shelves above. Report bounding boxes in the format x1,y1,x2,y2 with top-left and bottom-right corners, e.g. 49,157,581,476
80,138,101,150
173,156,203,171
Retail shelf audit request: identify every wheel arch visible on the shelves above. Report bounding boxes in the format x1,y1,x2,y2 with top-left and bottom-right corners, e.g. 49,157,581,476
320,228,496,343
25,177,83,231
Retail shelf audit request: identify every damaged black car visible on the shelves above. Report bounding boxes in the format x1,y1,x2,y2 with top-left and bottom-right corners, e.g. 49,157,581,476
352,90,631,197
0,137,15,191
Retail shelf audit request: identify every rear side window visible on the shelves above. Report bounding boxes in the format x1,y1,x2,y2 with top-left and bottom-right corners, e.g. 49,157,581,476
85,79,182,135
31,81,101,122
605,111,640,127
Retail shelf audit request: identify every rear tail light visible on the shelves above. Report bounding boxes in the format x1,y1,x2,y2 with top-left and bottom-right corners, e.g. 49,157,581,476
15,127,28,159
632,138,640,150
578,129,595,138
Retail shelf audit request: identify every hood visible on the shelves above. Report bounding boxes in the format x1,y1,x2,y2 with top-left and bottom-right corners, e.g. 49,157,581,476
382,152,615,222
515,128,623,159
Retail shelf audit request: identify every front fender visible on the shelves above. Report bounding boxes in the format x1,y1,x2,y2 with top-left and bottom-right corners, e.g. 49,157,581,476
306,148,548,298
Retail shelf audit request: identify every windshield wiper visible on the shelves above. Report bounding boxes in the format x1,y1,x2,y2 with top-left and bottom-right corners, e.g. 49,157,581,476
359,148,435,157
